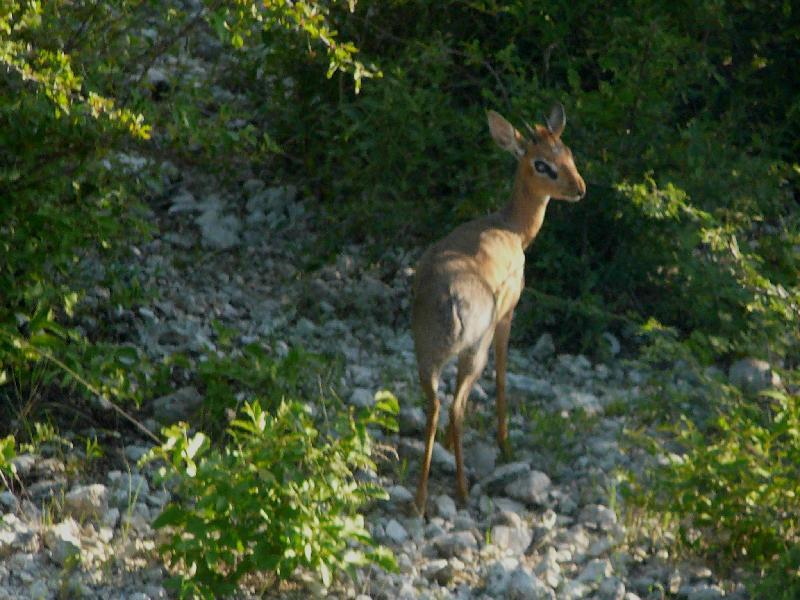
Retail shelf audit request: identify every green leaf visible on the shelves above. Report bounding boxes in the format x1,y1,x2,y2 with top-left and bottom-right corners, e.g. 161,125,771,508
153,505,187,529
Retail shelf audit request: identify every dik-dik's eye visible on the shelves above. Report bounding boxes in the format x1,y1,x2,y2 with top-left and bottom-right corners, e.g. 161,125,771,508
533,159,558,180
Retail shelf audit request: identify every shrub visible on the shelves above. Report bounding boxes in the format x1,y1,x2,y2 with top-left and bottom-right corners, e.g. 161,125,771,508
193,326,340,435
0,0,374,415
144,394,398,598
752,545,800,600
247,0,800,359
628,379,800,588
0,435,16,488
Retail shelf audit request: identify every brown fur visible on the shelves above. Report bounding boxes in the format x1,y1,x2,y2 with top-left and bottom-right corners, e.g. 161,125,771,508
412,107,586,514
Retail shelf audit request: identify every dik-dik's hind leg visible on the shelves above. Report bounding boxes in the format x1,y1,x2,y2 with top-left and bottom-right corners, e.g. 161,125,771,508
451,332,493,503
493,310,514,459
415,367,440,515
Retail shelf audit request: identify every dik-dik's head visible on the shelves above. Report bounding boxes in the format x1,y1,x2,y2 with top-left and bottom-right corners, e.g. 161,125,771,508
488,104,586,202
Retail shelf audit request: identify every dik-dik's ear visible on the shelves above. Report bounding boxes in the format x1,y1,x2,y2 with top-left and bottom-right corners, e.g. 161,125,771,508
487,110,526,158
544,102,566,138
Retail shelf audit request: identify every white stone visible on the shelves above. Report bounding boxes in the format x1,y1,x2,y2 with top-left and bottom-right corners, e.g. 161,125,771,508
421,558,452,584
64,484,108,520
598,576,626,600
108,471,149,496
0,491,17,511
432,530,477,558
101,507,120,529
480,462,530,494
532,334,555,359
492,496,528,517
349,387,375,408
399,406,426,435
506,374,555,398
98,526,114,543
587,537,615,558
602,332,621,356
10,454,36,477
434,495,457,520
490,524,532,556
534,550,562,588
561,579,590,599
195,208,241,250
396,552,415,574
151,386,202,423
505,470,551,505
453,512,476,531
485,559,513,596
347,365,375,386
29,580,49,600
121,512,152,535
555,390,602,415
124,445,150,462
539,508,557,530
243,178,265,197
685,584,725,600
0,514,38,556
578,558,613,584
563,526,592,558
580,504,618,531
385,519,409,545
507,567,555,600
167,189,199,214
146,67,169,86
44,519,82,566
388,485,415,506
431,442,456,474
465,440,498,478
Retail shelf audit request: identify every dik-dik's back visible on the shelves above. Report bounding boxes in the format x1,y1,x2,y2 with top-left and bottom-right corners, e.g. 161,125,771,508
411,105,585,514
413,215,522,366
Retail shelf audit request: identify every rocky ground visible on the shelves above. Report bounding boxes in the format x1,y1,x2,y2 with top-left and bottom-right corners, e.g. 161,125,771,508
2,3,776,595
0,162,760,599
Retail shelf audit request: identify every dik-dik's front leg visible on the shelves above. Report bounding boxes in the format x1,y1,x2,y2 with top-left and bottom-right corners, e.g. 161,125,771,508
493,310,514,459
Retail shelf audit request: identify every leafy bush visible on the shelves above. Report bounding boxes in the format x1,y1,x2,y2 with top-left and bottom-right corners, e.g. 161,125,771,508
249,0,800,359
0,435,17,488
752,545,800,600
194,327,339,435
629,381,800,587
0,0,373,416
144,394,398,598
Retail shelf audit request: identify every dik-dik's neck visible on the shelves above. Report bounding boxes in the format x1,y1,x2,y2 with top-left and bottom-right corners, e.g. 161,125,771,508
502,169,551,249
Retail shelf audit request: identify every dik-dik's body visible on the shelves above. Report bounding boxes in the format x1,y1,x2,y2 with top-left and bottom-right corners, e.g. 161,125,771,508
412,105,586,514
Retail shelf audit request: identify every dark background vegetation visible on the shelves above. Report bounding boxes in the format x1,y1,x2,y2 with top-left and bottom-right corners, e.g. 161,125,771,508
263,0,800,359
1,0,798,596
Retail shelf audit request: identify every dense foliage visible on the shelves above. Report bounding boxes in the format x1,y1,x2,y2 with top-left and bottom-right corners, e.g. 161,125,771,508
633,387,800,572
144,394,398,598
0,0,386,589
248,0,800,358
0,0,370,410
1,0,798,594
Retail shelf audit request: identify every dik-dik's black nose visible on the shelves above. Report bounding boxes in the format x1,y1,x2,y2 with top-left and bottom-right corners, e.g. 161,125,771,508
576,177,587,199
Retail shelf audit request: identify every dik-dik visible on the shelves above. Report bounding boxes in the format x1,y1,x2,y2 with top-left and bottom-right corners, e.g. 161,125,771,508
412,104,586,513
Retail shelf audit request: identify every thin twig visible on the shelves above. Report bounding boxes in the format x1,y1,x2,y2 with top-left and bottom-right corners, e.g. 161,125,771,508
0,330,160,444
